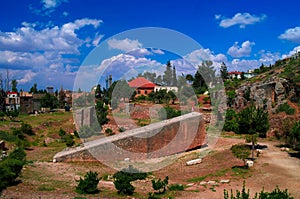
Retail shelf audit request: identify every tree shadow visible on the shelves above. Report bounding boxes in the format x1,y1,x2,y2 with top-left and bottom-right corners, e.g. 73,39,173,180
288,151,300,159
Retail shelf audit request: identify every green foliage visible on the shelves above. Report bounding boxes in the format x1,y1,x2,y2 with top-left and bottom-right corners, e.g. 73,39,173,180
5,109,19,121
113,165,147,195
276,103,295,115
76,171,100,194
11,79,18,92
78,124,100,139
163,61,173,86
168,184,184,191
224,182,293,199
220,62,229,80
105,128,114,136
158,106,181,120
286,121,300,150
0,148,26,192
237,105,270,138
95,100,109,126
223,109,239,132
40,93,59,109
231,144,251,162
20,122,35,136
151,176,169,194
148,192,161,199
59,129,75,147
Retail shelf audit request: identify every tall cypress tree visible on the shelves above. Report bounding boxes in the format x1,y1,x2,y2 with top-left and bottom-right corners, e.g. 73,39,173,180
172,66,177,86
163,61,172,86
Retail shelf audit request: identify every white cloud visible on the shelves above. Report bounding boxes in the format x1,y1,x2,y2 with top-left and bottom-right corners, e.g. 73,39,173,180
217,13,266,28
98,53,163,80
279,27,300,43
151,48,164,55
30,0,69,16
0,18,102,54
281,45,300,58
107,38,142,52
227,41,255,58
92,34,104,46
231,59,260,71
184,48,228,66
18,71,37,84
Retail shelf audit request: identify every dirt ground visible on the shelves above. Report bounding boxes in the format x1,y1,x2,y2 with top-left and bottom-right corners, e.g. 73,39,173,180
2,136,300,199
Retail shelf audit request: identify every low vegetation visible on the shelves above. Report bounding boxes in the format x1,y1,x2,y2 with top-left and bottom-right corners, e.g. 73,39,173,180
76,171,100,194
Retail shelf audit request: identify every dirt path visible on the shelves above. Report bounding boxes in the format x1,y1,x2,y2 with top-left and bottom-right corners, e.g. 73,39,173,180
175,139,300,199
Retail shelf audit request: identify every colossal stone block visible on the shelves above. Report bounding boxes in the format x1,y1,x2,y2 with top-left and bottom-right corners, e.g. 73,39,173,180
53,112,206,163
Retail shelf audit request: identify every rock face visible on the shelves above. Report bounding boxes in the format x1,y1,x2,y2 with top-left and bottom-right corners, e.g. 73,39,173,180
232,76,294,112
53,112,206,162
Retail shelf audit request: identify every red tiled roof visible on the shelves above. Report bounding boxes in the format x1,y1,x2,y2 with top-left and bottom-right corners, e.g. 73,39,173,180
228,71,242,75
7,91,18,95
128,77,156,88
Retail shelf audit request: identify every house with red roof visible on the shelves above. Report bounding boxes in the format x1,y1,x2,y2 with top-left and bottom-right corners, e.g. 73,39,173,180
128,77,156,97
5,91,20,111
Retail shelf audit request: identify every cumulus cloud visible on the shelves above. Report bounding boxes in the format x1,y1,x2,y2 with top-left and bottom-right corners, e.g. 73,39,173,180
216,13,266,28
18,71,37,84
279,27,300,43
98,53,164,80
281,45,300,58
184,48,228,66
107,38,142,52
0,18,102,53
227,41,255,58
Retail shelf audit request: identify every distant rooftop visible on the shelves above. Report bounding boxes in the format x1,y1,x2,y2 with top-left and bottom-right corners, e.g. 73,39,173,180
128,77,156,88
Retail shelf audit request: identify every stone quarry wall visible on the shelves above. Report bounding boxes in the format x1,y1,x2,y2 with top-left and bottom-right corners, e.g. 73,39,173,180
53,112,206,162
74,106,94,129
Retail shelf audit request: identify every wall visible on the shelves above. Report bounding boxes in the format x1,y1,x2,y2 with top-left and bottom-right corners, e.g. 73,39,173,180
53,112,206,162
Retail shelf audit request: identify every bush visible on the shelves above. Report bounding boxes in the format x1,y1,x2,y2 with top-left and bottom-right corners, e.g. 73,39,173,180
0,148,26,192
276,103,295,115
113,165,147,195
151,176,169,194
76,171,100,194
105,128,114,136
168,184,184,191
20,122,35,136
231,144,251,165
224,182,293,199
223,109,239,132
158,106,181,120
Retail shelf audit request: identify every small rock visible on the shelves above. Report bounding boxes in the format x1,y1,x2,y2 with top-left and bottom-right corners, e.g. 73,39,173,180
220,179,230,183
199,181,207,185
207,180,216,185
53,158,57,163
186,183,195,187
246,160,254,167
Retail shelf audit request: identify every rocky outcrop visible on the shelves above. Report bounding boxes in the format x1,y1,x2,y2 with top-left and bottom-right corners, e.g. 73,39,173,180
232,76,295,113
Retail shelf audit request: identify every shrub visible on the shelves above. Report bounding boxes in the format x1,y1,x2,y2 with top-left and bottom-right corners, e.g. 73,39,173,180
158,106,181,120
224,181,293,199
105,128,114,136
20,122,35,135
168,184,184,191
76,171,100,194
223,109,239,132
276,103,295,115
113,165,147,195
151,176,169,194
231,144,251,165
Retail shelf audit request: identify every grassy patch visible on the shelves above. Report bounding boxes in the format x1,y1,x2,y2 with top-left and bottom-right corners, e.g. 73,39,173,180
231,166,250,178
187,169,229,182
37,184,56,191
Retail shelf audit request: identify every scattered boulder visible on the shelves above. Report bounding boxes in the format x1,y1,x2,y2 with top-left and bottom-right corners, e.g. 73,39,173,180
220,179,230,183
245,160,254,167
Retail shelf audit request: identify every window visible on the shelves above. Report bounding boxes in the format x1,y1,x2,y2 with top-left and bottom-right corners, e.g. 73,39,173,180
145,91,148,94
137,90,141,94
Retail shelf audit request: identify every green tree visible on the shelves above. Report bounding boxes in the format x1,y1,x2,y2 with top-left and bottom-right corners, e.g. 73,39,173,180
172,66,177,86
11,79,18,92
29,83,38,94
231,144,251,166
5,109,19,121
40,93,59,109
95,100,108,126
220,62,229,80
76,171,100,194
163,61,173,86
151,176,169,194
58,87,66,109
288,121,300,150
237,104,270,159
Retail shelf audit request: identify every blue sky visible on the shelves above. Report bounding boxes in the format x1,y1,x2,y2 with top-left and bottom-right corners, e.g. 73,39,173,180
1,0,300,91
